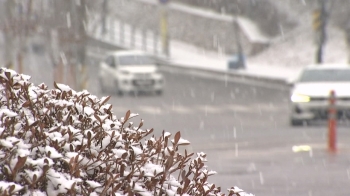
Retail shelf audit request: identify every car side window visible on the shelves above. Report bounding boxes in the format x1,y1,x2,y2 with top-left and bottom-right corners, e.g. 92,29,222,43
105,56,116,68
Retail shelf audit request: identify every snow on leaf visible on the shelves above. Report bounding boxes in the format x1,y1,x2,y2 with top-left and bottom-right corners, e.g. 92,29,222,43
228,186,249,194
17,148,31,157
132,182,153,196
164,132,171,137
130,113,139,118
84,106,95,116
0,139,13,148
86,180,102,188
208,170,217,176
24,169,43,181
45,146,63,158
164,180,182,188
171,137,190,145
55,83,72,92
0,108,18,117
144,163,163,175
24,190,46,196
27,157,54,168
131,146,143,156
0,181,23,193
0,68,17,80
112,149,127,158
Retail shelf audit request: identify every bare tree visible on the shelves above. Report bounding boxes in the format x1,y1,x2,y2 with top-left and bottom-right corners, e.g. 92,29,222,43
2,0,15,68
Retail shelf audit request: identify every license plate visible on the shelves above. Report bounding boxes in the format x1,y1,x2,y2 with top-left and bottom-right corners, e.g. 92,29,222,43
134,79,153,86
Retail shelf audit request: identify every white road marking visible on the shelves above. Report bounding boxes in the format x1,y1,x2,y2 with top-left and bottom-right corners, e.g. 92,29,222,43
138,106,162,115
171,105,192,114
226,104,251,112
196,105,222,114
129,103,285,116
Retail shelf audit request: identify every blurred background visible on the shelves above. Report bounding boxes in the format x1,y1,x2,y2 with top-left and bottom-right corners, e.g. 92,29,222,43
1,0,350,195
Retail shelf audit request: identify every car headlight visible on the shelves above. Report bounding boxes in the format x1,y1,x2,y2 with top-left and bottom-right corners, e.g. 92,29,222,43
291,93,310,103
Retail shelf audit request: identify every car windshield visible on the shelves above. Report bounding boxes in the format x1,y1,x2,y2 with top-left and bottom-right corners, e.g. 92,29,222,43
118,55,155,65
298,69,350,82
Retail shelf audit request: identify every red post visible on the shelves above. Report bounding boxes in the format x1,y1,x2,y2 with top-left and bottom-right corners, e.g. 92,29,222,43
328,90,337,153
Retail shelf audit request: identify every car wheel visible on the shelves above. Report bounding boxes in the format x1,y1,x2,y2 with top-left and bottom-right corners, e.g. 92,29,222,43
155,90,163,96
115,81,123,96
290,118,303,126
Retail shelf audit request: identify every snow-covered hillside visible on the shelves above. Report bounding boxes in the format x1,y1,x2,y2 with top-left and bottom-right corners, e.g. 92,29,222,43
247,25,348,68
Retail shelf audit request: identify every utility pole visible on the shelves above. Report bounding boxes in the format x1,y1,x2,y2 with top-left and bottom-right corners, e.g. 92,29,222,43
159,0,169,57
53,0,88,90
17,0,34,74
3,0,15,69
74,0,88,91
313,0,327,64
101,0,108,35
346,22,350,64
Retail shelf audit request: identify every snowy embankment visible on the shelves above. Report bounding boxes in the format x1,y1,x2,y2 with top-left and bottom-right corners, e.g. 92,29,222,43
0,68,253,196
247,26,348,68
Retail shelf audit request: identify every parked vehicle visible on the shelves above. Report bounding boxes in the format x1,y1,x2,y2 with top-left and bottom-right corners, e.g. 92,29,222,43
98,50,164,95
289,64,350,126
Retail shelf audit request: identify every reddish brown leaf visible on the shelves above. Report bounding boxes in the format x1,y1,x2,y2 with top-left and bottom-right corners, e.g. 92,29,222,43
9,185,15,193
54,81,59,90
13,156,27,174
174,131,181,145
124,110,130,123
22,101,31,108
5,71,11,80
101,96,111,106
165,156,174,170
32,174,37,183
94,113,101,123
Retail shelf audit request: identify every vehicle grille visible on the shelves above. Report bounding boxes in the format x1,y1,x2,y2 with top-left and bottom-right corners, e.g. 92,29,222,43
310,109,350,119
134,73,152,78
310,97,327,101
132,79,155,86
310,97,350,101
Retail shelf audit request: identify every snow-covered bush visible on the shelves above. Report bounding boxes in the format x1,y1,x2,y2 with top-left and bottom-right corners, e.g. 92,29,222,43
0,68,253,196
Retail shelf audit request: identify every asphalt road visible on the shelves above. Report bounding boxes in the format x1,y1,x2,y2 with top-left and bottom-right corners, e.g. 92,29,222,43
22,50,350,196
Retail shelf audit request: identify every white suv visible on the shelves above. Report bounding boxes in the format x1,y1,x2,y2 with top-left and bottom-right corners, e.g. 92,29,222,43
98,50,164,95
289,64,350,126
